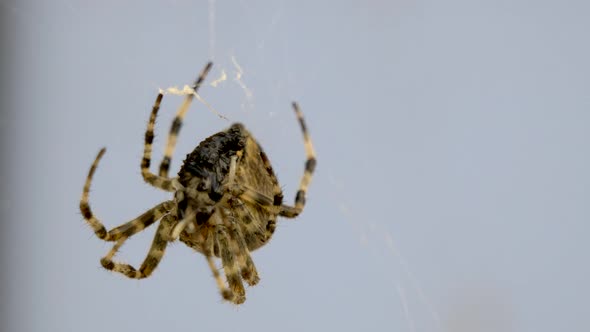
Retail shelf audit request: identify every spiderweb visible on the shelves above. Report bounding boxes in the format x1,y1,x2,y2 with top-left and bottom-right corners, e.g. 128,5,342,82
0,1,447,332
200,2,443,331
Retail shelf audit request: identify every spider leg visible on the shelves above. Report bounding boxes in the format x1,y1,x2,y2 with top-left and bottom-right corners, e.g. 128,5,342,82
230,103,316,218
102,201,173,241
80,148,174,241
279,102,316,218
158,62,213,177
100,214,176,279
220,206,260,286
215,223,246,304
185,155,246,302
141,93,177,192
203,227,234,302
218,156,261,285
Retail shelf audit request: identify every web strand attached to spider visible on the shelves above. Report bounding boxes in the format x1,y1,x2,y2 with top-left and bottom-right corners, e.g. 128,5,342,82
209,69,227,87
160,85,229,121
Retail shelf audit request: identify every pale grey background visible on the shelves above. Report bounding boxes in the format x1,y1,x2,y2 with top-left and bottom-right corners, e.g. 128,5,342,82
2,0,589,331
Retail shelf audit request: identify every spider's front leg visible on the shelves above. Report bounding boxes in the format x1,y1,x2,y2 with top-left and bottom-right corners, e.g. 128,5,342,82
202,227,234,303
141,93,177,192
216,158,262,286
221,206,261,286
158,62,213,178
215,224,247,304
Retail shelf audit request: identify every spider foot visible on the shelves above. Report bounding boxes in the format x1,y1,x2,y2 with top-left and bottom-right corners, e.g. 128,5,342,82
221,289,233,301
241,269,260,286
221,289,245,304
232,294,246,305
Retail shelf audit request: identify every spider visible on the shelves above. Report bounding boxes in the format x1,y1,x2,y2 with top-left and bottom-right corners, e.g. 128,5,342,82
79,62,316,304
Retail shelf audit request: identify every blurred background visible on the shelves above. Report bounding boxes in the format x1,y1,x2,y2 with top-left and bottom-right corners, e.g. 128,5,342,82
2,0,589,331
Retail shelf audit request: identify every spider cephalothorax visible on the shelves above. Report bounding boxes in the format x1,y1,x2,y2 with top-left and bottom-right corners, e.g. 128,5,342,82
79,62,316,304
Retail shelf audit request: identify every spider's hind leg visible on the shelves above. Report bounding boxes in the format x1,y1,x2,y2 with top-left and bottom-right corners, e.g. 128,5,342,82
229,103,316,219
279,102,316,218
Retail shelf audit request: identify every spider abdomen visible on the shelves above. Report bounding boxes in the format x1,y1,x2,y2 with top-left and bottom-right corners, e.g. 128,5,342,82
178,123,283,252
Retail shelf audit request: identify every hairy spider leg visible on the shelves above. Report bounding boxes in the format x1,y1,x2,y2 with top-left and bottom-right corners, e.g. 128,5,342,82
198,155,256,303
158,62,213,177
204,230,234,302
141,94,177,192
221,206,261,286
100,214,176,279
220,155,261,285
228,103,316,218
280,102,316,218
215,224,246,304
80,147,174,241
